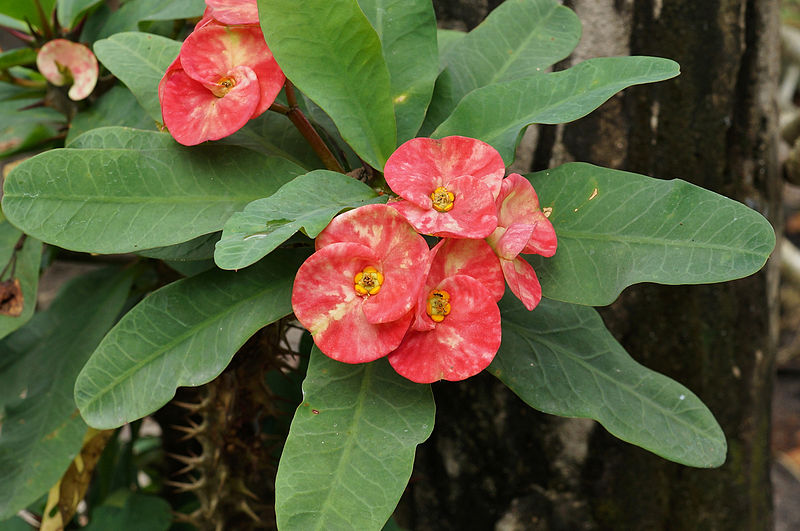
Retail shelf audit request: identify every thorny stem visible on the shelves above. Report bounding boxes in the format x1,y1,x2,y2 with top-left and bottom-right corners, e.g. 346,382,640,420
273,80,345,173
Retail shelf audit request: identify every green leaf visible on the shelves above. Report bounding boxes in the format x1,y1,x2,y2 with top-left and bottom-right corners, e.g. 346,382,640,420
258,0,396,170
526,163,776,306
0,0,56,29
357,0,438,143
140,0,205,22
490,296,726,467
447,0,579,97
93,32,181,123
436,29,465,59
434,56,680,162
215,170,386,270
0,14,28,33
2,127,304,254
0,268,133,518
83,491,171,531
220,110,323,170
0,217,41,340
56,0,103,29
0,48,36,70
91,0,204,39
423,0,580,131
138,232,219,262
74,249,307,429
66,85,155,145
276,348,435,530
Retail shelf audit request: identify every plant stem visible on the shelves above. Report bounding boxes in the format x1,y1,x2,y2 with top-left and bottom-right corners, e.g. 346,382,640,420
280,80,345,173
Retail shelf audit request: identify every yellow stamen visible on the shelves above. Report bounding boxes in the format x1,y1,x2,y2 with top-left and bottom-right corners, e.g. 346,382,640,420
426,289,451,322
430,186,455,212
211,76,236,98
354,266,384,296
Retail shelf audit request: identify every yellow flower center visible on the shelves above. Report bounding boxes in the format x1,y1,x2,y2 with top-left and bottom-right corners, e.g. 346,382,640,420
430,186,455,212
426,289,451,322
354,266,384,296
211,76,236,98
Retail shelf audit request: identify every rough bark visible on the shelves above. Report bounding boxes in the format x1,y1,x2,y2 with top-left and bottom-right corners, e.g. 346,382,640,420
405,1,781,529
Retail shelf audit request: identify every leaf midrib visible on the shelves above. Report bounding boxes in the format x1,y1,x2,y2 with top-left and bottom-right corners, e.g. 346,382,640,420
503,319,722,444
78,281,290,416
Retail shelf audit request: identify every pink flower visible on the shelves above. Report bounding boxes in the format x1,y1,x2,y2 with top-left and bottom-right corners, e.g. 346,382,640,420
388,238,502,383
159,23,284,145
487,173,557,310
292,204,430,364
36,39,98,101
384,136,505,238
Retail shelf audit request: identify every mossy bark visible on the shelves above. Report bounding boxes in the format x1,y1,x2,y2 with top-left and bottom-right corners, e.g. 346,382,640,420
407,1,781,529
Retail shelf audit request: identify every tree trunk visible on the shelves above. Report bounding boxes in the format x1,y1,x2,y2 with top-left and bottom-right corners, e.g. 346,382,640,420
404,1,781,529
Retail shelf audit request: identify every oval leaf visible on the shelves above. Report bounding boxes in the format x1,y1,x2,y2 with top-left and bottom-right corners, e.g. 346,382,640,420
74,250,307,429
434,56,680,162
425,0,580,129
258,0,396,170
0,268,132,518
357,0,438,143
490,296,727,467
93,32,181,123
276,347,435,530
215,170,387,270
2,127,304,254
526,163,776,306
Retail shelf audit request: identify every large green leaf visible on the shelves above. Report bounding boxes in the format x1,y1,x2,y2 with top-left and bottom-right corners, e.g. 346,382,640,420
258,0,396,170
93,32,181,123
2,127,304,254
66,85,155,145
423,0,580,131
215,170,386,270
276,348,435,530
357,0,438,143
0,216,41,340
490,296,726,467
434,56,680,162
92,0,204,39
526,163,776,306
74,250,307,429
0,268,132,518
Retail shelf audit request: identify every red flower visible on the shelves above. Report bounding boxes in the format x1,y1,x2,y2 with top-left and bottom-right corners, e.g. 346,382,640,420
292,205,430,363
159,23,284,145
36,39,98,101
385,136,505,238
204,0,259,25
388,237,502,383
487,173,557,310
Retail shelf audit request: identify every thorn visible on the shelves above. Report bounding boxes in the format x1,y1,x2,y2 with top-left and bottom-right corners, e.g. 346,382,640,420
171,418,208,440
238,500,263,523
164,476,206,493
172,399,208,412
231,478,259,500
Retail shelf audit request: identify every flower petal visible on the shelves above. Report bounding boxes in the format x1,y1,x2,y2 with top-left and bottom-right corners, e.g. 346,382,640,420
36,39,98,101
428,238,504,301
384,136,506,204
315,204,430,324
390,175,498,238
522,211,558,257
495,173,557,257
388,275,501,383
206,0,259,25
179,24,284,117
489,222,534,260
160,65,259,145
292,242,412,363
501,256,542,311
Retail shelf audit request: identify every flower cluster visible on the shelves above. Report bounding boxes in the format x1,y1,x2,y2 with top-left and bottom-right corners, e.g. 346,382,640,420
293,136,556,383
158,0,284,145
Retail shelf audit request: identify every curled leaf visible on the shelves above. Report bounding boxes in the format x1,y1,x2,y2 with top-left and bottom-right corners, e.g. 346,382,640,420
0,278,23,317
